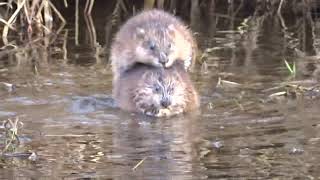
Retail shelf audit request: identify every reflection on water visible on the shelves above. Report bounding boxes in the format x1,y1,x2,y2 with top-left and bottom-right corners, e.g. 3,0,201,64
1,1,320,179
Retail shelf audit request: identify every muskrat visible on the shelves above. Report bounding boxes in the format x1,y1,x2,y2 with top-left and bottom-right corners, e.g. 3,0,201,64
113,63,199,117
110,9,197,81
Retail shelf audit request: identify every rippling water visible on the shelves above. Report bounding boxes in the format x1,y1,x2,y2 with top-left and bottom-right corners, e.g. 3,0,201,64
1,1,320,179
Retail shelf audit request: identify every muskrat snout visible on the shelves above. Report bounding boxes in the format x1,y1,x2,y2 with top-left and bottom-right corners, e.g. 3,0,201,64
159,52,168,65
160,98,171,108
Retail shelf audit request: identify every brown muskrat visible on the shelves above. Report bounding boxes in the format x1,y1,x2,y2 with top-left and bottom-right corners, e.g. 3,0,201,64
113,63,199,117
110,9,197,82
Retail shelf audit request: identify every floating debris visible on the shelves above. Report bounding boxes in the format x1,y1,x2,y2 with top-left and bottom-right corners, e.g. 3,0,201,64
132,157,148,171
0,82,15,92
268,83,320,101
3,152,34,159
212,141,224,149
216,77,242,88
45,134,96,137
289,147,304,155
28,152,37,161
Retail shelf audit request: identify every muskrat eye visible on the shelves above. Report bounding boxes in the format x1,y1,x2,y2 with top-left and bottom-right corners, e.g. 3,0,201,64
154,85,161,93
149,42,156,51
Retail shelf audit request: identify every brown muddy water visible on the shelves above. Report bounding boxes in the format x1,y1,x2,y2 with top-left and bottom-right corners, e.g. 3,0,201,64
1,2,320,180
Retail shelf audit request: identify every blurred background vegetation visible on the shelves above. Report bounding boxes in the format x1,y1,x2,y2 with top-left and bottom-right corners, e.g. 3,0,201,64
0,0,319,65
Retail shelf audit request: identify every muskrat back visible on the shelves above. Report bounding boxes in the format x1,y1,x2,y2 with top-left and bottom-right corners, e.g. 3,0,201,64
110,9,197,81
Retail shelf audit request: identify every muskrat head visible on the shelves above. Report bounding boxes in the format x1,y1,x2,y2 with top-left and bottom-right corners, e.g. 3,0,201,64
133,70,186,117
133,26,176,68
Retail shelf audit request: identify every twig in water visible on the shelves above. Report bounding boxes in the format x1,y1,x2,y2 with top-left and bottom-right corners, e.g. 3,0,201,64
132,157,148,171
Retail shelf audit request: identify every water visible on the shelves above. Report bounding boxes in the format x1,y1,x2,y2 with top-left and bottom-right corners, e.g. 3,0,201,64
1,1,320,179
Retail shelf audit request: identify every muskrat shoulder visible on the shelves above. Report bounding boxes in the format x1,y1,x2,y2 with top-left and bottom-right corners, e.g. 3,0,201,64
110,9,197,81
114,63,199,117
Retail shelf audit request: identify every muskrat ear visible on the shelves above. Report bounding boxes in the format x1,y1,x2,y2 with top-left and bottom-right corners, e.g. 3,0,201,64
135,28,145,39
142,71,153,81
172,71,182,81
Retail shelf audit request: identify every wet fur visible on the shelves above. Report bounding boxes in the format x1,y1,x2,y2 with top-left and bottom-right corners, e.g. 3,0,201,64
113,63,199,117
110,9,197,83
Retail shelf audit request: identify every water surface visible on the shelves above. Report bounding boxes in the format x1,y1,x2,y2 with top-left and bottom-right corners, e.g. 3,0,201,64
1,2,320,179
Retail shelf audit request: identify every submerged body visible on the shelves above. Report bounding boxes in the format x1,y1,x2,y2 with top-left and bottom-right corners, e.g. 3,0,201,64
110,9,197,82
113,63,199,117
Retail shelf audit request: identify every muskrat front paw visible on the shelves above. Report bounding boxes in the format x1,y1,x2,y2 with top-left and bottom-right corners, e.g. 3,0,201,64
157,109,170,117
158,107,183,117
144,106,160,116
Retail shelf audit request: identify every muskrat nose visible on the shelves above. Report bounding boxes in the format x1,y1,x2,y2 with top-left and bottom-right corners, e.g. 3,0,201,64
159,52,168,65
161,98,171,108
